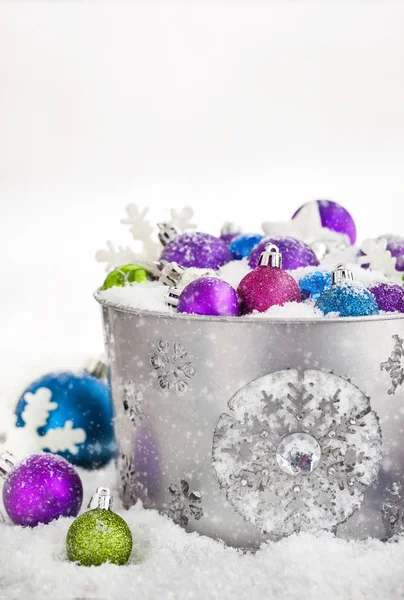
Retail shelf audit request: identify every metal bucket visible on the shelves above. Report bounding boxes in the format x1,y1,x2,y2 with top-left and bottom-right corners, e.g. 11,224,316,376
96,293,404,548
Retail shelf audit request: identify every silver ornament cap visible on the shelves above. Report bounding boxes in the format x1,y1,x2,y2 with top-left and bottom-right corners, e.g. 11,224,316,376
0,451,17,478
157,222,179,246
85,357,107,380
258,244,283,268
88,486,113,511
166,287,182,309
332,263,354,285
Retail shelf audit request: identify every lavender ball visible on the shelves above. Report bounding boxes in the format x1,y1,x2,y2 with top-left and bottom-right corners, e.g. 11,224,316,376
292,200,357,245
248,237,319,270
161,232,232,270
368,282,404,313
177,277,240,316
3,453,83,527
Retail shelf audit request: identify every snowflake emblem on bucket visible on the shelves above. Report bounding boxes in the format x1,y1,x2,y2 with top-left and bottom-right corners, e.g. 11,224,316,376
212,369,382,539
167,479,203,526
381,335,404,395
151,341,195,392
118,453,145,508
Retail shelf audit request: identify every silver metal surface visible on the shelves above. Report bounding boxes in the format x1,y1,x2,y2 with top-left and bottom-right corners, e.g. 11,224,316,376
157,223,179,246
259,244,282,268
332,263,354,285
96,293,404,547
0,451,17,477
88,486,113,511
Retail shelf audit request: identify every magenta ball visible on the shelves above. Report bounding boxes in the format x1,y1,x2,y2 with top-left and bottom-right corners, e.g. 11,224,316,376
3,454,83,527
292,200,357,245
248,237,319,270
177,277,240,316
368,282,404,313
237,267,301,314
161,232,232,269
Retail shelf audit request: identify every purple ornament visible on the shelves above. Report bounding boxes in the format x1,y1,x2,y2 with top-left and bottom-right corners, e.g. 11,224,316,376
368,282,404,313
2,453,83,527
177,277,240,316
161,232,232,270
221,232,239,245
292,200,357,245
248,237,319,270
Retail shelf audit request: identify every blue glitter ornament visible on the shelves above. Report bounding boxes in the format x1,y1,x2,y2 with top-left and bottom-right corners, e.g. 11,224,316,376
299,271,332,301
230,234,264,260
315,264,379,318
14,363,115,469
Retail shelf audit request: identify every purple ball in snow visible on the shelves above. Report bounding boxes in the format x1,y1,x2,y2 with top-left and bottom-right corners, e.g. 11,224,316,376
292,200,357,245
248,237,319,270
177,277,240,316
161,232,232,270
368,282,404,313
220,232,239,246
2,453,83,527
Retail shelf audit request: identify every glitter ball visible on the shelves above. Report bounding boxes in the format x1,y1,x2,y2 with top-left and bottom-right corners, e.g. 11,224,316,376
237,267,301,314
298,271,332,301
229,234,264,260
368,282,404,313
66,508,133,566
315,283,379,317
161,232,232,269
248,237,319,270
292,199,357,245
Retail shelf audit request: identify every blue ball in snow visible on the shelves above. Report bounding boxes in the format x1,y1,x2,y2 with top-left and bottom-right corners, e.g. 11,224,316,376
230,234,264,260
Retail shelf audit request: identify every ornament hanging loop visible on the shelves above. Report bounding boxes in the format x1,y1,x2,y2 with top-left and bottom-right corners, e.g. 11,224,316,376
88,486,113,511
0,451,17,478
332,264,354,285
157,223,179,246
166,287,181,309
259,244,283,268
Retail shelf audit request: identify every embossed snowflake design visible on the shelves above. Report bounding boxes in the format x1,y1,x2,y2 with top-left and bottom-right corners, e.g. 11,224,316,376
381,335,404,395
118,453,144,509
212,369,382,539
151,341,195,392
381,482,403,538
167,480,203,526
121,379,144,427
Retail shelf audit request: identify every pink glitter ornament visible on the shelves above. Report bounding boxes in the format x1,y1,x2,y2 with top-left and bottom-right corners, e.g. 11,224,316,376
237,245,301,314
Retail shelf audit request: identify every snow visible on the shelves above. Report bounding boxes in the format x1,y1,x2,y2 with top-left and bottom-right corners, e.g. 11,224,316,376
1,458,404,599
98,281,173,314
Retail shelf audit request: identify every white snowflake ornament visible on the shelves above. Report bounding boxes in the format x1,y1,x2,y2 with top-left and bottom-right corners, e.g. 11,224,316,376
168,207,197,232
358,238,399,281
95,241,137,272
5,388,86,459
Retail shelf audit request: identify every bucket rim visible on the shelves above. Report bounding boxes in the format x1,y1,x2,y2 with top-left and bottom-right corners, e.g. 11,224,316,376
94,291,404,325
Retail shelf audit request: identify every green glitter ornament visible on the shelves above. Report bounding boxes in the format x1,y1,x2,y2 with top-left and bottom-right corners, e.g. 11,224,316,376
101,264,148,290
66,487,133,566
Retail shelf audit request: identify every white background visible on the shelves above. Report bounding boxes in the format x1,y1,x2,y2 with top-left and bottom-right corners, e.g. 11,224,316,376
1,1,404,377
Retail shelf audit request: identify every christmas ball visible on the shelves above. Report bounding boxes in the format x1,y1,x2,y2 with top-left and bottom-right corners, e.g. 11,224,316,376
368,282,404,313
160,232,232,270
292,200,357,245
230,234,264,260
316,284,379,317
238,267,301,314
248,237,319,271
66,508,132,566
177,277,240,317
379,235,404,271
15,371,115,469
220,222,241,246
238,245,301,314
298,271,332,301
2,453,83,527
101,264,148,290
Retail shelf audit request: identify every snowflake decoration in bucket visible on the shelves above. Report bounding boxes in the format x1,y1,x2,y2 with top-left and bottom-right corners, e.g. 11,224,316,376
121,379,144,427
151,341,195,392
381,481,403,538
381,335,404,395
6,388,86,457
358,238,399,280
212,369,382,539
96,203,196,271
167,479,203,526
